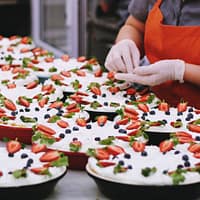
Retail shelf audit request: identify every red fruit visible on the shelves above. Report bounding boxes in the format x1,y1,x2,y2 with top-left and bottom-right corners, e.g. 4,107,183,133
94,69,103,77
31,167,49,175
69,140,82,152
124,107,138,116
97,115,107,126
6,140,21,154
20,48,30,53
67,107,81,113
9,35,18,40
107,71,115,79
1,65,10,71
61,70,71,77
66,103,77,111
42,84,53,92
31,59,39,64
193,152,200,159
61,54,70,62
106,145,125,156
188,143,200,153
115,136,131,142
57,120,69,128
76,70,86,76
51,74,64,81
108,86,119,94
137,94,150,102
90,86,101,95
187,124,200,133
137,103,149,112
126,87,136,95
38,97,49,108
76,118,87,127
4,99,17,111
178,136,194,144
132,141,145,152
77,56,86,62
177,101,187,112
116,117,129,125
18,96,30,107
126,121,141,130
26,81,38,89
95,148,110,160
7,83,16,89
159,140,174,152
37,124,56,135
45,57,54,63
40,150,60,162
76,91,89,96
175,131,192,138
128,129,139,136
158,101,169,112
31,143,47,153
49,101,63,109
0,108,5,113
97,161,115,167
21,36,30,44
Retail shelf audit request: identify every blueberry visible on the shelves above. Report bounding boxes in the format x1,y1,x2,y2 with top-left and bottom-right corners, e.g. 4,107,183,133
102,93,106,98
111,93,115,95
44,114,50,119
165,111,170,115
19,109,24,112
143,112,148,116
56,112,62,116
123,94,127,98
176,119,182,122
118,129,127,134
59,133,65,138
177,112,183,116
128,165,133,169
163,170,168,174
174,150,180,155
184,161,190,167
65,129,71,134
26,158,34,167
188,107,193,112
92,94,97,99
130,95,136,101
187,113,193,119
162,119,167,124
114,124,119,129
118,160,124,165
35,107,40,111
94,137,101,141
47,108,51,111
34,117,38,122
25,108,30,112
21,153,28,159
8,171,13,174
182,155,189,161
86,124,92,129
72,137,78,141
103,102,108,106
195,136,200,141
149,110,155,115
8,153,14,157
177,164,183,169
185,117,191,121
124,153,131,159
11,111,17,116
125,100,129,104
141,151,148,156
141,116,146,120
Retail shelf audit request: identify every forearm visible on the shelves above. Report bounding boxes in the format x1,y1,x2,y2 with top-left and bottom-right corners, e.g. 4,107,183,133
184,63,200,87
115,16,145,57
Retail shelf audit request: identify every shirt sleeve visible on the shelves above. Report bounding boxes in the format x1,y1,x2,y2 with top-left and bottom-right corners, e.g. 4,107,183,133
128,0,156,23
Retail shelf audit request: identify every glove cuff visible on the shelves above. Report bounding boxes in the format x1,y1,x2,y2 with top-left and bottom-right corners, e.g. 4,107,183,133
174,59,185,83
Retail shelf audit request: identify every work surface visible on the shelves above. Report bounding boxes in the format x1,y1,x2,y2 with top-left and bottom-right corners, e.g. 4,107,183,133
44,169,109,200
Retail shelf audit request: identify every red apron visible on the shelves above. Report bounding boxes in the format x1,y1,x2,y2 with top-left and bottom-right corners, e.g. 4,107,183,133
144,0,200,108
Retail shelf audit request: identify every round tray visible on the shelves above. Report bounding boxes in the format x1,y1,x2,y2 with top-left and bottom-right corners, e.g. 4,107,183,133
0,167,67,200
86,164,200,200
0,124,33,144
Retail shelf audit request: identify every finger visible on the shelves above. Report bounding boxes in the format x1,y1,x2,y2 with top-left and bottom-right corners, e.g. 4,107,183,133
129,44,140,68
134,65,157,75
121,47,134,73
112,51,127,72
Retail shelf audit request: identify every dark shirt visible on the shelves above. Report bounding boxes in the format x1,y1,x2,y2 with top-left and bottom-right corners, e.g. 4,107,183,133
128,0,200,26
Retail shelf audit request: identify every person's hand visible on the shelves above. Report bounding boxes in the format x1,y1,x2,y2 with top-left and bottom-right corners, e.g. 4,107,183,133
115,59,185,86
104,39,140,73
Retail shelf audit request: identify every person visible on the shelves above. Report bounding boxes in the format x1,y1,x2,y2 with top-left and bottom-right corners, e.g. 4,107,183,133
104,0,200,109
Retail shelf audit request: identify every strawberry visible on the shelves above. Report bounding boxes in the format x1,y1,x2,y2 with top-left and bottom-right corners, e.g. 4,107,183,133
31,167,49,175
194,152,200,159
126,87,136,95
20,48,30,53
21,36,30,44
128,129,139,136
124,107,139,116
42,84,53,92
137,94,150,102
7,47,13,52
7,83,16,89
126,121,141,130
107,71,115,79
49,101,63,109
38,97,49,108
26,81,38,89
94,69,103,77
106,145,125,156
9,35,18,40
178,136,194,144
177,101,188,112
175,131,192,138
90,86,101,95
158,101,169,112
76,118,87,127
108,86,119,94
94,148,110,160
18,96,30,107
4,99,17,111
31,143,47,153
45,57,54,63
159,140,174,152
77,56,86,62
51,74,64,81
40,150,60,162
187,124,200,133
97,161,116,167
0,108,5,113
116,117,129,125
1,65,10,71
76,70,86,76
69,140,82,152
61,70,71,77
57,120,69,128
66,103,77,111
61,54,70,62
115,136,131,142
76,91,89,96
188,143,200,153
36,124,56,135
67,107,81,113
137,103,149,112
31,59,39,64
6,140,21,154
97,115,107,126
170,121,182,128
132,141,145,152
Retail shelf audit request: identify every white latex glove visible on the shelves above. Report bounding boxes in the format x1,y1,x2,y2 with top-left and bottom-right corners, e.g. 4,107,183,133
115,59,185,86
104,39,140,73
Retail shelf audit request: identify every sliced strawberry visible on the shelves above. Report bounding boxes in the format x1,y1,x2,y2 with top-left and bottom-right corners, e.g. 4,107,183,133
137,94,150,102
175,131,192,138
106,145,125,156
20,48,30,53
116,117,129,125
61,70,71,77
51,74,64,81
107,71,115,79
137,103,149,112
108,86,119,94
124,107,139,116
76,70,86,76
37,124,56,135
7,83,16,89
69,140,82,152
6,140,21,154
178,136,194,144
90,86,101,95
94,69,103,77
97,161,116,167
67,107,81,113
42,84,53,92
97,115,107,126
95,148,110,160
38,97,49,108
177,101,188,112
4,99,16,111
31,167,49,175
187,124,200,133
45,57,54,63
126,121,141,130
158,101,169,112
7,46,13,52
31,143,47,153
57,120,69,128
26,81,38,89
188,143,200,153
115,136,131,142
18,96,30,107
193,152,200,159
132,141,145,152
76,118,87,127
1,65,10,71
31,59,39,64
66,103,77,111
159,140,174,152
49,101,63,109
0,108,5,113
128,129,139,136
126,87,136,95
21,36,30,44
61,54,70,62
40,150,60,162
77,56,86,62
76,91,89,96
